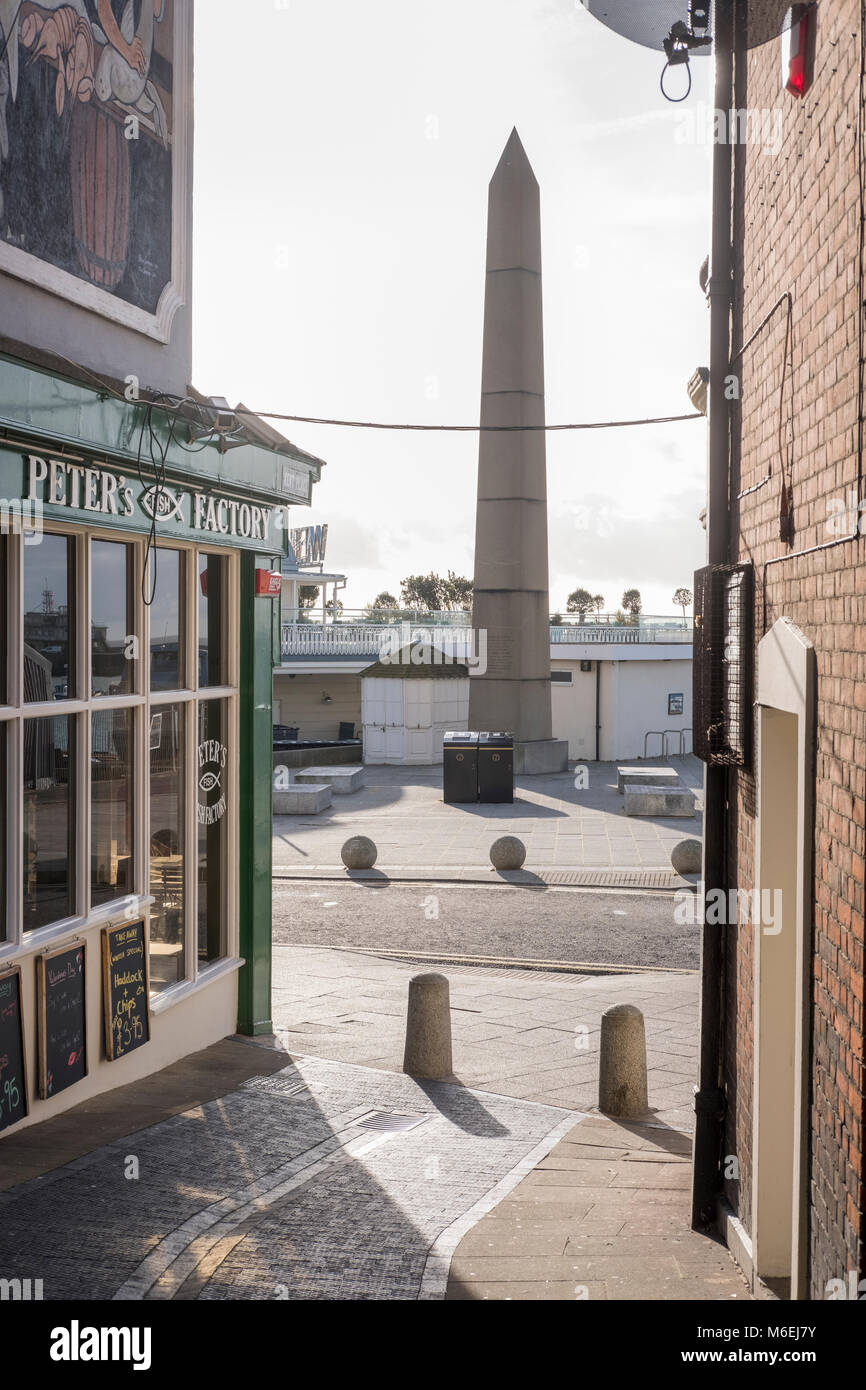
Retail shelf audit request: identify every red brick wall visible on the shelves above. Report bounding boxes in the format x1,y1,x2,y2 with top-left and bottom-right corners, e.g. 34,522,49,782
728,0,865,1295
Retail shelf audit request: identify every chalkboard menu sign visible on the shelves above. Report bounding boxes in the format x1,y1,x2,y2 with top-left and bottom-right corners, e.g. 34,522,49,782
102,921,150,1062
37,943,87,1099
0,968,28,1132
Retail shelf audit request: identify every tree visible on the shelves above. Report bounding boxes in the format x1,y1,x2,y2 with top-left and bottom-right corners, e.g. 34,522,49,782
441,570,473,611
369,591,397,610
621,588,642,623
399,571,473,612
298,584,320,610
400,573,442,611
672,587,693,625
592,594,605,620
567,587,595,622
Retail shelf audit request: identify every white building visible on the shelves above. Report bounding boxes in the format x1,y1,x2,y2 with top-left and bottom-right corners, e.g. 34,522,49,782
274,594,692,764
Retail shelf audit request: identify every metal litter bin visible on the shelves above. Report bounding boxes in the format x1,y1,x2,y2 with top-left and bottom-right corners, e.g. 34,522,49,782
443,731,479,804
478,731,514,803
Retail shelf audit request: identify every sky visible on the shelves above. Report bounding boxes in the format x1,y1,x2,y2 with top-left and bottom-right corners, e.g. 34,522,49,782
192,0,713,616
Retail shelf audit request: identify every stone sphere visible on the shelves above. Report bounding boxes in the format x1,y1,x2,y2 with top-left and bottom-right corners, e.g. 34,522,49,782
490,835,526,871
341,835,378,870
671,838,702,875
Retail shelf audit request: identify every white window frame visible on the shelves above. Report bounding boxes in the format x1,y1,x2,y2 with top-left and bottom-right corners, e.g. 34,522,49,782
0,525,240,1006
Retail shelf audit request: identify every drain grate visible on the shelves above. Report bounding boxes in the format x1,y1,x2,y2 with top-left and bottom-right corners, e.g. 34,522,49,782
543,868,685,889
356,1111,427,1134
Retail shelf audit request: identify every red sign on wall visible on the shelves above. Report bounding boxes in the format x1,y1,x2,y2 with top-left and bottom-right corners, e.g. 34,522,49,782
255,569,282,597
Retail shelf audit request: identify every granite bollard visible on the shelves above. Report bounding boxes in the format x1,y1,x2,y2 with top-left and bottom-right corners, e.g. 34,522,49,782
490,835,526,870
403,973,453,1079
598,1003,649,1117
341,836,377,869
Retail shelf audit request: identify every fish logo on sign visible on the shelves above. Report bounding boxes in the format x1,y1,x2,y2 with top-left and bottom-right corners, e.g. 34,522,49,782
140,485,185,522
198,769,222,795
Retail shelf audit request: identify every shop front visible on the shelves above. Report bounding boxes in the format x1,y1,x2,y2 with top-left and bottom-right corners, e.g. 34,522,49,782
0,355,321,1136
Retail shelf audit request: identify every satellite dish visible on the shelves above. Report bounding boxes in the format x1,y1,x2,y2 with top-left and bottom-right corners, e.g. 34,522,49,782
580,2,812,54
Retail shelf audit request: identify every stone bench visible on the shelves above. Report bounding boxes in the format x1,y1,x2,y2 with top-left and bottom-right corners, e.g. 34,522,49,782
273,784,332,815
617,766,681,794
623,784,696,818
294,766,365,794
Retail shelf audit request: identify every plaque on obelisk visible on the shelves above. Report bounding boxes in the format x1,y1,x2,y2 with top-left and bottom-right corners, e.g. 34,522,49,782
468,129,568,774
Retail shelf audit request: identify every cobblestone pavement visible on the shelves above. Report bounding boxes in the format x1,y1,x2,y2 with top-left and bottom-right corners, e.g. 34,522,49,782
271,946,699,1130
0,1055,574,1302
273,759,703,874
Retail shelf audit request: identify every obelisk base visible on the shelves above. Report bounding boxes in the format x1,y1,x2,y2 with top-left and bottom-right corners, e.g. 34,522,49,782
514,739,569,776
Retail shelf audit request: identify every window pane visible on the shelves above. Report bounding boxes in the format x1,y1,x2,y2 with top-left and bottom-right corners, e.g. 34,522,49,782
149,704,186,993
198,554,229,687
23,534,74,701
150,548,185,691
91,709,133,908
0,534,7,704
0,725,6,942
23,714,75,930
92,540,133,696
197,699,228,965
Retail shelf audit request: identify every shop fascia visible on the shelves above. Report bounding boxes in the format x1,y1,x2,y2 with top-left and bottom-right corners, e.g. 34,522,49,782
23,452,286,545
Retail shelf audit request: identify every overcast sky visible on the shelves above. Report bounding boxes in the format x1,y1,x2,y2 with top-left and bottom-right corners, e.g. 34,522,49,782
193,0,713,615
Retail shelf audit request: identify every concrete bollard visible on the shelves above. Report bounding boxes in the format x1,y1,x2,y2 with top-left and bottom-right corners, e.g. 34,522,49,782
490,835,526,870
403,973,453,1079
341,835,377,869
598,1003,649,1117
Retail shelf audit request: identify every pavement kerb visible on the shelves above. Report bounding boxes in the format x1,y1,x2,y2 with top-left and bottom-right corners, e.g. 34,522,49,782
272,867,699,892
274,942,697,978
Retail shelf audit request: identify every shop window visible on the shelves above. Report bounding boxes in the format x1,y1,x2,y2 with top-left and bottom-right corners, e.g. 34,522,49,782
23,714,75,930
23,534,75,701
197,698,228,965
0,534,7,705
149,548,185,692
91,708,133,908
0,725,6,942
198,553,229,687
149,703,186,992
91,539,134,696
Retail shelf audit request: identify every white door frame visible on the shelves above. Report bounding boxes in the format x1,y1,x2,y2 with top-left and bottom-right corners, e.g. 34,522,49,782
753,616,815,1298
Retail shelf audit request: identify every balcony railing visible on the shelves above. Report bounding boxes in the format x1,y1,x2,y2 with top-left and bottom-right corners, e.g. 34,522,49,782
280,620,692,660
550,625,692,644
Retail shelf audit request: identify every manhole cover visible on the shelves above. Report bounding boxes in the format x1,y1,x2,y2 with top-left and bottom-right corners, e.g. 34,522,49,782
356,1112,427,1134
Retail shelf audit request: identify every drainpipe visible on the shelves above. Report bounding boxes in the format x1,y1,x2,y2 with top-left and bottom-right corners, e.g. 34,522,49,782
691,0,735,1229
595,660,601,761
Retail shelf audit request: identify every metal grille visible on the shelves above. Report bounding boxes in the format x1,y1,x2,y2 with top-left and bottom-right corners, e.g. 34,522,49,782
693,563,754,767
356,1112,427,1134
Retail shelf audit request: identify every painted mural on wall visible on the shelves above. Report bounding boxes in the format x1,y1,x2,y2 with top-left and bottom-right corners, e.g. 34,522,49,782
0,1,174,315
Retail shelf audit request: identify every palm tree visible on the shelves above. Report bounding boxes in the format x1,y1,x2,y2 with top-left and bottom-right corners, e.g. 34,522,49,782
567,587,595,623
672,586,693,627
621,588,642,625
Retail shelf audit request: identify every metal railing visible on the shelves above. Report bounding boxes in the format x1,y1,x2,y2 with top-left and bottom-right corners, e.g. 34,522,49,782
281,620,693,659
551,626,692,645
281,622,476,660
644,728,694,757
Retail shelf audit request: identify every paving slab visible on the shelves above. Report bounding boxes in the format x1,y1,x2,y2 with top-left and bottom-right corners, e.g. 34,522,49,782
0,1054,575,1302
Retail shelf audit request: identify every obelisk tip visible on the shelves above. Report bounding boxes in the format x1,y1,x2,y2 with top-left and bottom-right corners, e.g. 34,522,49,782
491,127,538,189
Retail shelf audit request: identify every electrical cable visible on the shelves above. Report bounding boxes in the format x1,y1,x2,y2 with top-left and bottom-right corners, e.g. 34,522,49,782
660,59,693,103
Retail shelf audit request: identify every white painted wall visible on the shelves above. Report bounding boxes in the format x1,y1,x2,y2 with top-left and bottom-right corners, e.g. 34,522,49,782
273,672,361,739
551,657,692,761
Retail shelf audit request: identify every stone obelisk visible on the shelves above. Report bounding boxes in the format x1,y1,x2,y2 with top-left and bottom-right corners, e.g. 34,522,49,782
468,129,568,774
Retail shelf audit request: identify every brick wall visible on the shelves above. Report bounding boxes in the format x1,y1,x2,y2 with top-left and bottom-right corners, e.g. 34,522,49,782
727,0,865,1294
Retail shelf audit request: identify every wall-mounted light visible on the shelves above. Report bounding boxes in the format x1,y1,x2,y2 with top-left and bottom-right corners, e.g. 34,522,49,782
321,691,332,704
